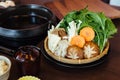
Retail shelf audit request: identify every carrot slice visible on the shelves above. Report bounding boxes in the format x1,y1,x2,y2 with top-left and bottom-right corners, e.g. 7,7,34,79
80,27,95,41
70,35,85,48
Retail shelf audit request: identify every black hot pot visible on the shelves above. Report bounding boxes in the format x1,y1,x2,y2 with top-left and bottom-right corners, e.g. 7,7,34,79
0,4,57,48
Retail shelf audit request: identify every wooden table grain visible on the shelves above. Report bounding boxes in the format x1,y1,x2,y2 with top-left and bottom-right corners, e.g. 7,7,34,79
0,0,120,80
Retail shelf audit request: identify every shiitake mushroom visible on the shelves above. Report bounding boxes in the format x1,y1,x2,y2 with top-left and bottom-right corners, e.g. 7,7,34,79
83,41,100,59
66,45,84,59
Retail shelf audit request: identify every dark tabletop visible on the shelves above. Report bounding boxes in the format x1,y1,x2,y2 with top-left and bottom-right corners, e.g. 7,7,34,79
0,0,120,80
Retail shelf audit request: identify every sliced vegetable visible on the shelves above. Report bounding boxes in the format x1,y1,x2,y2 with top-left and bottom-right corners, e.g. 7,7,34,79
80,27,95,41
70,35,85,48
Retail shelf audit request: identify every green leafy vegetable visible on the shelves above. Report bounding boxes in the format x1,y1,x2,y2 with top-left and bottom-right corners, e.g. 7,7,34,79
58,8,117,52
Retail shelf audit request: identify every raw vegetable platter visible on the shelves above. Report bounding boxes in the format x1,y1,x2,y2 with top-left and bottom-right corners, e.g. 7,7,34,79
41,8,117,68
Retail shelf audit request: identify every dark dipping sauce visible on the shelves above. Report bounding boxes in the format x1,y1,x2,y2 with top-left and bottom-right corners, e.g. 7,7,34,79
0,15,48,30
15,45,40,76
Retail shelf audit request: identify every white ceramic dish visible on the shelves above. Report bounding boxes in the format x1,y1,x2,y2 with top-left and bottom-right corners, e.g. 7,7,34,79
0,55,11,80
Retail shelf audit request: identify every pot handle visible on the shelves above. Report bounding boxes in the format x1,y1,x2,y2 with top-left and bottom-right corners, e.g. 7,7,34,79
48,16,60,30
0,46,15,57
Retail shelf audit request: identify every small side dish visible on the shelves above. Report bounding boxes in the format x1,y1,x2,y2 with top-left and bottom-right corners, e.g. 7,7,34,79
44,8,117,64
0,60,8,76
0,55,11,80
18,76,40,80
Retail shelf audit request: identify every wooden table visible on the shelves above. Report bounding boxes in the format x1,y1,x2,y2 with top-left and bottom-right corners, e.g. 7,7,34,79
0,0,120,80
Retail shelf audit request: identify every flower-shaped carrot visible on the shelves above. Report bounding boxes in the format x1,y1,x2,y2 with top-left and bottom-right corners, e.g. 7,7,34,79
70,35,85,48
80,27,95,41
